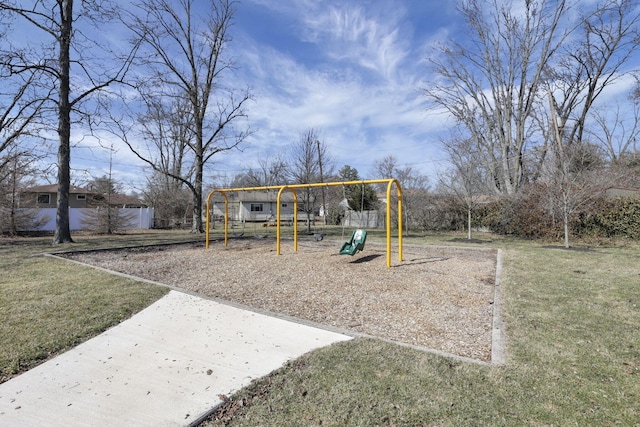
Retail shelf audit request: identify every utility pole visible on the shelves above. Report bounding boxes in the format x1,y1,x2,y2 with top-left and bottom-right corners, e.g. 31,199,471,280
106,143,114,234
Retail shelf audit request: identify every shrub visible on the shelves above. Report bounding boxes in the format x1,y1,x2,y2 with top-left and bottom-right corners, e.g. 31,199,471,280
579,197,640,239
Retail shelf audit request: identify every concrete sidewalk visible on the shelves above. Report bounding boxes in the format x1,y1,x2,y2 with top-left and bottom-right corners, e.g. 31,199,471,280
0,291,352,426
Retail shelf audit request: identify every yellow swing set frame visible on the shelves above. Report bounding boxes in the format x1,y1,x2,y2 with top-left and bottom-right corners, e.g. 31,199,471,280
205,179,403,268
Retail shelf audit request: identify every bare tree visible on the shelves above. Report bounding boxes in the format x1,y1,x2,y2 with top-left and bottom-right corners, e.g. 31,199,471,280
425,0,568,195
0,0,138,243
538,0,640,246
589,94,640,190
0,149,48,235
547,92,611,248
143,170,192,228
589,101,640,166
128,95,195,228
439,134,489,240
230,155,289,188
122,0,252,233
545,0,640,151
0,66,45,163
373,155,430,190
288,129,333,233
373,154,429,232
80,176,134,234
543,142,610,248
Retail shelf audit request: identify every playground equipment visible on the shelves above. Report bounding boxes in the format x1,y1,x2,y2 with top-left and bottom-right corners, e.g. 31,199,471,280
339,229,367,255
205,179,403,268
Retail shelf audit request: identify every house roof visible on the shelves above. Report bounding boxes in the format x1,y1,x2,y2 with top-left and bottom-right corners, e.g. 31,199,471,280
107,193,148,207
21,185,148,207
21,184,97,195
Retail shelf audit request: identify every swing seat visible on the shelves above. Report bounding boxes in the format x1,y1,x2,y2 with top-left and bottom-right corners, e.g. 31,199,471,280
339,229,367,256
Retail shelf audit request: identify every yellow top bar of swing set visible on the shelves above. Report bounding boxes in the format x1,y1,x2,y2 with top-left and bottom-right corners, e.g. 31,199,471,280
205,179,403,268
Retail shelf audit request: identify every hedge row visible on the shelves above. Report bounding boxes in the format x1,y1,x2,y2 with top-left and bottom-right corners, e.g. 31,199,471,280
474,195,640,240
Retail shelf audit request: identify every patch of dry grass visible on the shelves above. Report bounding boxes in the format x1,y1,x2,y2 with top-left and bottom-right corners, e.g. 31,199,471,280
0,233,177,382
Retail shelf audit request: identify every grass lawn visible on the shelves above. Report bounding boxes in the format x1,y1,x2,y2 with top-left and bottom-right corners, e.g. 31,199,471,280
204,235,640,426
0,230,202,383
1,230,639,425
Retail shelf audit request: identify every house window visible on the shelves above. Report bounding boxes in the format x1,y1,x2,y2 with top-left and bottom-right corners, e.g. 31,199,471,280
37,194,50,204
250,203,263,212
77,194,86,201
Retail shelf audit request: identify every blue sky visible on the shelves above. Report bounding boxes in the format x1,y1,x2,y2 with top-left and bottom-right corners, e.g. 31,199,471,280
57,0,460,193
217,0,459,183
16,0,638,193
220,0,455,178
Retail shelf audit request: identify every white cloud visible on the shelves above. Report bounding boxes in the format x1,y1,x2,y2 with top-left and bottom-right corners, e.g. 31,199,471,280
300,3,409,80
225,1,451,181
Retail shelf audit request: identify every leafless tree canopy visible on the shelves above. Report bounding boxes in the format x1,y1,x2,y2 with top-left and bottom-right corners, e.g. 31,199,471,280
545,0,640,150
426,0,569,195
373,154,430,231
120,0,252,233
426,0,640,243
438,132,490,239
230,155,289,188
287,128,334,232
0,0,138,243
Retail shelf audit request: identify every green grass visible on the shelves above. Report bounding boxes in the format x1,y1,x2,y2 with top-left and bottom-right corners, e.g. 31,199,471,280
205,236,640,426
0,230,202,382
2,230,639,425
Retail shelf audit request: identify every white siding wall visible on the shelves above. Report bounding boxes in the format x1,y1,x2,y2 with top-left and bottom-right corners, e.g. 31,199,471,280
20,208,155,231
211,202,295,222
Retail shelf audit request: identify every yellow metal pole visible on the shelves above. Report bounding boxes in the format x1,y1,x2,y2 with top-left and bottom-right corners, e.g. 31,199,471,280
276,186,298,255
276,187,282,255
223,193,228,247
386,181,392,268
216,180,397,194
205,192,212,249
292,189,298,252
205,190,229,249
394,179,403,263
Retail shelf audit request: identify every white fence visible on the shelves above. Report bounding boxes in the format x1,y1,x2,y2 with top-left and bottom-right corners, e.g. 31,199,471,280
342,210,380,228
14,208,155,231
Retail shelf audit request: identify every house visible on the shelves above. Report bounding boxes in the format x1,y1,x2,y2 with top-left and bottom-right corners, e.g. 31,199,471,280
18,184,97,208
18,184,150,209
210,190,296,222
16,185,154,231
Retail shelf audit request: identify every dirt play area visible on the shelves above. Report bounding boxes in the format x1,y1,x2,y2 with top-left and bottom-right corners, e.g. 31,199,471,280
64,238,499,362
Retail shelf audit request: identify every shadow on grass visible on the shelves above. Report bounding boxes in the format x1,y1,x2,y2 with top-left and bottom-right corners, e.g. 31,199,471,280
541,245,597,252
447,237,492,244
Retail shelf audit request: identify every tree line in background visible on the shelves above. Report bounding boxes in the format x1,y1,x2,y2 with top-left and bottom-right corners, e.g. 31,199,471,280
430,0,640,246
1,0,640,246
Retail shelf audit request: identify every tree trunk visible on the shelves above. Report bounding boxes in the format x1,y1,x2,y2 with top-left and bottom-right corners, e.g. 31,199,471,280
53,0,74,244
191,154,204,233
467,206,472,240
563,198,570,249
9,155,17,236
